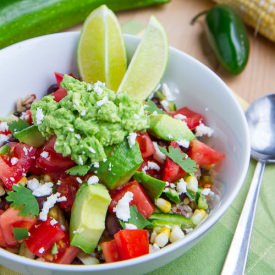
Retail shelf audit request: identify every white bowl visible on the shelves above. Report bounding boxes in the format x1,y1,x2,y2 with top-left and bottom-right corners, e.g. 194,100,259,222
0,32,250,275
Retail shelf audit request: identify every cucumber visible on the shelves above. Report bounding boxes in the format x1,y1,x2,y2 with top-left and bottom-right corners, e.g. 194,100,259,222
13,125,46,147
149,213,194,229
0,0,169,49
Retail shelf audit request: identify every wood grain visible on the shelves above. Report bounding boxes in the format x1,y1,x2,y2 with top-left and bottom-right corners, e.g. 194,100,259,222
71,0,275,104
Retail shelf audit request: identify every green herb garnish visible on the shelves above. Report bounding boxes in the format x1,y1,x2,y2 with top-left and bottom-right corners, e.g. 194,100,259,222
159,145,197,174
12,227,29,241
145,100,165,114
8,119,29,134
6,184,39,217
66,165,90,176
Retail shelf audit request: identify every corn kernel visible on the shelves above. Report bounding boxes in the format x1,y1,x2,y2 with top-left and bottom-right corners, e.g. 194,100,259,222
150,229,158,243
155,198,171,213
185,176,198,193
17,177,27,186
191,209,208,226
169,225,185,243
149,244,161,254
154,227,170,248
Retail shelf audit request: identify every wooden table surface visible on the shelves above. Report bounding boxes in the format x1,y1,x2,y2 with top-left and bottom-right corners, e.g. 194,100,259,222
115,0,275,104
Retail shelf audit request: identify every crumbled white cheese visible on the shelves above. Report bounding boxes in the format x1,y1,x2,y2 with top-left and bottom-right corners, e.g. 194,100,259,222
170,183,176,188
10,157,19,166
75,134,81,140
108,162,112,171
195,123,214,137
39,192,63,221
165,182,170,187
0,122,9,132
94,81,105,94
162,83,176,101
57,196,67,202
27,178,53,197
93,162,99,168
38,247,45,254
50,218,58,226
9,177,15,182
160,100,170,111
142,161,160,173
113,191,134,222
76,177,82,184
127,132,137,148
36,108,44,125
125,223,138,230
152,142,166,163
133,114,140,119
40,151,49,159
0,134,9,145
88,147,96,154
23,146,28,156
56,180,61,186
174,114,186,120
78,156,83,165
87,175,99,185
176,140,190,148
80,110,86,117
201,188,211,196
176,179,187,194
96,96,109,106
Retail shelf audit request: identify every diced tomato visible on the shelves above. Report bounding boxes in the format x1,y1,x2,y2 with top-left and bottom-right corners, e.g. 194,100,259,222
54,72,64,87
109,180,155,218
25,218,65,257
114,229,149,260
21,110,33,124
55,245,80,264
53,87,67,102
136,132,155,159
101,239,120,263
189,139,225,166
172,107,204,130
0,208,37,246
0,143,36,189
57,176,80,210
0,210,7,247
162,142,186,182
34,136,75,175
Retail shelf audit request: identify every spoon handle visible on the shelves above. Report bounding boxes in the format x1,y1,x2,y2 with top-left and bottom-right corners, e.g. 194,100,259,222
221,161,265,275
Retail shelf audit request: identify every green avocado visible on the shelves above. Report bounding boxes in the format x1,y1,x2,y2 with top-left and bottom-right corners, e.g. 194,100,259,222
94,139,143,190
149,114,195,141
133,171,166,200
13,125,46,147
70,183,111,254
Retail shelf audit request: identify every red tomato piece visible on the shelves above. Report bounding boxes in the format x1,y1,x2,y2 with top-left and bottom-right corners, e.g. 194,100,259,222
172,107,204,130
57,176,80,210
25,218,65,257
53,87,67,102
109,181,155,219
189,139,225,166
101,239,120,263
55,245,80,264
0,210,7,247
136,132,155,159
0,208,37,246
0,143,36,189
114,229,149,260
54,72,64,87
162,142,186,182
138,159,162,179
34,136,75,174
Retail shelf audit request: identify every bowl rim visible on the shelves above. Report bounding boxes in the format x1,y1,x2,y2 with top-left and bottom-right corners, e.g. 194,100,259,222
0,31,250,272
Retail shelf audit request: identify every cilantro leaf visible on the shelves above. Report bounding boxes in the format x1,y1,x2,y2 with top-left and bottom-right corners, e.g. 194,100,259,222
159,145,197,174
13,227,29,241
120,205,151,229
66,165,90,176
144,100,165,114
6,184,39,218
8,119,29,134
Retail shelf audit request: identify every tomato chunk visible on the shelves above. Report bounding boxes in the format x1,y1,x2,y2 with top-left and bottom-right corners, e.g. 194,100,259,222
109,181,155,218
136,132,155,159
25,218,65,257
101,239,120,263
54,72,64,87
53,87,67,102
55,245,80,264
114,229,149,260
0,208,36,246
189,139,225,166
162,142,186,182
172,107,204,130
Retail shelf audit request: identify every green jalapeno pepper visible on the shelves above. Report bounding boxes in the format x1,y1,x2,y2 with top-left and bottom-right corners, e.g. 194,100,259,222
192,4,249,75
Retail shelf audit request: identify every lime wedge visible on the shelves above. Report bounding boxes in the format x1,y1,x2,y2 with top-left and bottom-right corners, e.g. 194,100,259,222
118,16,169,101
77,5,126,91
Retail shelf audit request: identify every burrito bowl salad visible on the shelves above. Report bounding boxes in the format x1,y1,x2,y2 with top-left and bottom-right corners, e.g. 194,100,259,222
0,6,224,266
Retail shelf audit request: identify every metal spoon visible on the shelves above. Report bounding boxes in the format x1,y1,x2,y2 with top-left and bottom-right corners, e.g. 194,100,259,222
221,94,275,275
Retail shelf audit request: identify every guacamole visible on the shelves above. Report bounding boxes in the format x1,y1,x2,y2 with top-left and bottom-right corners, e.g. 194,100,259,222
31,75,148,165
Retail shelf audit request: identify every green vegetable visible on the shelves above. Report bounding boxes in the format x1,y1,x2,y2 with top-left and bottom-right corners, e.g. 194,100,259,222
164,188,181,204
145,100,165,114
0,144,10,155
8,119,29,134
6,184,39,218
12,227,29,241
159,145,197,174
66,165,90,176
51,243,58,255
191,4,249,75
198,194,208,210
0,0,170,49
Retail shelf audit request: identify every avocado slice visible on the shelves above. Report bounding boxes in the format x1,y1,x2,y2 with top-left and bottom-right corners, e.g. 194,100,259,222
70,183,111,254
133,171,166,200
13,125,46,147
94,140,143,190
149,114,195,141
